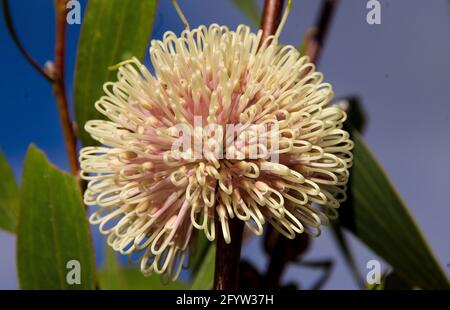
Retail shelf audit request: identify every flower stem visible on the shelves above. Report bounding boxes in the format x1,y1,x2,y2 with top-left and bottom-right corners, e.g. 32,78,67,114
213,218,244,290
212,0,286,290
260,0,285,40
52,0,79,177
1,0,53,82
304,0,339,64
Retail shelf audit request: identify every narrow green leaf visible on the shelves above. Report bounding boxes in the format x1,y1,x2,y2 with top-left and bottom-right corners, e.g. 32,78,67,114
74,0,158,145
99,247,187,290
191,244,216,290
339,96,367,134
340,131,449,289
98,247,124,290
17,146,96,289
0,150,19,233
231,0,260,26
190,233,211,275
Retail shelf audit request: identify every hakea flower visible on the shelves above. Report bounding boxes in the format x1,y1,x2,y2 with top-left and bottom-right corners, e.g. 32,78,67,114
79,18,353,281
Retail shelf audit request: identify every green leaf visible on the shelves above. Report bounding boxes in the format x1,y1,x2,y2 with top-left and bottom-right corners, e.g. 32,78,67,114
0,150,19,233
367,280,384,290
17,146,96,289
383,271,414,290
74,0,158,146
99,247,187,290
367,271,413,290
231,0,260,26
339,96,367,134
340,131,450,289
190,233,211,275
191,244,216,290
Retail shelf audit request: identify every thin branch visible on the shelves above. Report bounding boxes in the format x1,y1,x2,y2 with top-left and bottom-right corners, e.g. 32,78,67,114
304,0,339,64
295,259,334,290
263,226,309,288
2,0,79,176
1,0,53,82
53,0,79,176
260,0,285,40
264,237,289,288
213,0,287,290
331,220,365,288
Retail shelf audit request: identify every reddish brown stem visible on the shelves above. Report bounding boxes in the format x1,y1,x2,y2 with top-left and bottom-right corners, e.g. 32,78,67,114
213,218,244,290
260,0,285,40
53,0,79,177
304,0,339,64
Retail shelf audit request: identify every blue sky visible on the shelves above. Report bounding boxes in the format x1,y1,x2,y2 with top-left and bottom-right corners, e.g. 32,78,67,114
1,0,450,289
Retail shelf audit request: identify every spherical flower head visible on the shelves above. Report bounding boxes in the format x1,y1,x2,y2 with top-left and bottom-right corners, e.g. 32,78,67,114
79,24,353,282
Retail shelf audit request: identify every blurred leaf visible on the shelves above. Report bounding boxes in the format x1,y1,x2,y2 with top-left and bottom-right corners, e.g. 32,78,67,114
340,131,450,289
0,150,19,233
299,27,316,56
338,96,367,133
367,280,384,290
191,244,216,290
383,271,414,290
99,247,187,290
231,0,260,26
74,0,158,145
367,271,413,290
17,146,96,289
330,221,364,288
190,233,211,275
